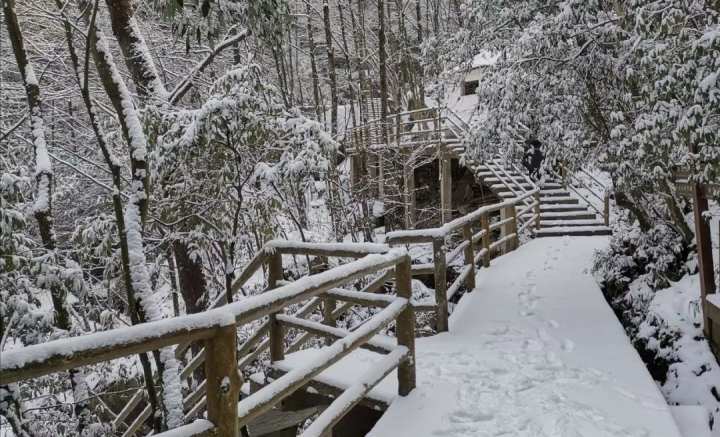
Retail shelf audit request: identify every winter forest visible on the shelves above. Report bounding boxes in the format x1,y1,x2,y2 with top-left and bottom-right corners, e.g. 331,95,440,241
1,0,720,436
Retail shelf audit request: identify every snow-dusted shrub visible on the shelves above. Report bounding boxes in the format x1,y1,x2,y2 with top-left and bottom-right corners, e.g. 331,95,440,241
593,222,687,300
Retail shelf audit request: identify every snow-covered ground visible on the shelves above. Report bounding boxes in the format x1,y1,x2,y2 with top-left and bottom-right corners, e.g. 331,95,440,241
276,236,699,436
369,236,686,436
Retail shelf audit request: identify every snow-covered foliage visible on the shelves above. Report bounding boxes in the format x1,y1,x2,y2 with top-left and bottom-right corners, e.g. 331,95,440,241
428,0,719,239
594,217,719,430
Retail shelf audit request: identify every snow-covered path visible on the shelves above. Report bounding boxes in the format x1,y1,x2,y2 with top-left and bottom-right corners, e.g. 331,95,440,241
369,236,684,437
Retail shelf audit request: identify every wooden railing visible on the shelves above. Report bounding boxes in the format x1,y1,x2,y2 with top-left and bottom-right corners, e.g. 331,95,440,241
0,247,416,437
347,107,464,154
386,189,540,332
1,190,543,436
559,165,611,226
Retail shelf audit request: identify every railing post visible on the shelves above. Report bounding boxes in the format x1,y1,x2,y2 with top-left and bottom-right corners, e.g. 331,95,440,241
322,291,336,346
510,205,519,251
480,213,491,267
501,205,518,253
205,324,241,437
462,224,476,290
268,252,284,362
603,192,610,226
395,256,416,396
534,191,541,231
432,237,449,332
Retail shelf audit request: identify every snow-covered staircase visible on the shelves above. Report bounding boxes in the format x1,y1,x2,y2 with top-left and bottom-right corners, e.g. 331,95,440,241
467,159,612,237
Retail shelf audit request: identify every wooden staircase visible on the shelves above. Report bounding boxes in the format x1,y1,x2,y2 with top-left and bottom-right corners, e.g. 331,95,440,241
470,159,612,237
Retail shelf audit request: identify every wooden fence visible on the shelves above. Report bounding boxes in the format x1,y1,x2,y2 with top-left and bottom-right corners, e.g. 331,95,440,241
386,189,540,332
0,191,541,436
0,249,415,437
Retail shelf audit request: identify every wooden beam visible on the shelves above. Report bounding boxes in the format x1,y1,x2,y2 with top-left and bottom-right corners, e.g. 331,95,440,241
440,155,452,224
395,257,416,396
432,237,449,332
205,324,241,437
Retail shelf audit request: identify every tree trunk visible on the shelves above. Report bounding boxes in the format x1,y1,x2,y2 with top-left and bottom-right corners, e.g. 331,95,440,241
323,0,338,136
4,1,90,432
306,2,322,121
104,0,167,101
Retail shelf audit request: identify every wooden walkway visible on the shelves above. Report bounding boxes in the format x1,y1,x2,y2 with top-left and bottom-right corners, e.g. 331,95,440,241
1,186,715,435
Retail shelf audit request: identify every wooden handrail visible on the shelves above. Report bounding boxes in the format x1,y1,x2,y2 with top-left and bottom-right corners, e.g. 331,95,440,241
2,249,415,437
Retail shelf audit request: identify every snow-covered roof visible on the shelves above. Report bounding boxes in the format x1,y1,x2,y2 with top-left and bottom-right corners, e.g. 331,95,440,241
472,51,501,68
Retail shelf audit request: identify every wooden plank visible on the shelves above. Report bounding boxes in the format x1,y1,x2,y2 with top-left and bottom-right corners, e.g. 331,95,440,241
236,299,408,429
446,265,473,301
325,288,396,308
275,315,394,354
268,241,389,258
1,325,222,385
300,347,408,437
154,419,214,437
249,407,318,436
230,248,269,294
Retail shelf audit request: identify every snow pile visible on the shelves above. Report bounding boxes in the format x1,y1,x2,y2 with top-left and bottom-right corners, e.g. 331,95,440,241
632,274,720,430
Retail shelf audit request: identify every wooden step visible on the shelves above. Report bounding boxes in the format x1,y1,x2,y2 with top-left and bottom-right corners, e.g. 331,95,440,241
539,219,606,228
540,189,571,197
535,225,612,237
541,211,597,220
540,204,589,213
490,183,536,191
540,196,579,205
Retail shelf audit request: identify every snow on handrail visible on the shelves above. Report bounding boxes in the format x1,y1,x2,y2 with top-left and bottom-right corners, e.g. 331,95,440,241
386,189,539,242
0,249,409,384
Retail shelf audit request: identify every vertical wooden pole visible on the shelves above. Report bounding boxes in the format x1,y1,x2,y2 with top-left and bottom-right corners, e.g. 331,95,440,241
395,256,416,396
509,205,519,251
432,237,449,332
481,214,491,267
462,224,476,290
534,191,541,231
322,296,336,346
692,183,716,345
603,192,610,227
268,252,284,362
205,324,241,437
404,162,416,229
440,155,452,224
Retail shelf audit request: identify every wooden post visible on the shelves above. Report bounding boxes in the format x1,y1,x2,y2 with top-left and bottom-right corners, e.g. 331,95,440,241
481,214,491,267
509,205,519,251
438,108,452,224
205,324,241,437
395,256,416,396
603,192,610,227
404,162,416,229
268,252,284,362
691,182,716,347
462,224,476,290
432,237,449,332
322,294,336,346
534,191,541,231
440,155,452,224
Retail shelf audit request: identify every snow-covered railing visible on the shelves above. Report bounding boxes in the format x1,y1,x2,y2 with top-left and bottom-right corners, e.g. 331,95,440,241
0,249,416,437
559,165,611,226
386,190,541,332
347,107,463,153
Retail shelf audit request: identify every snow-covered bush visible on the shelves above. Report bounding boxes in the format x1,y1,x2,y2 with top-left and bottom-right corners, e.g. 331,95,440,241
593,222,688,299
